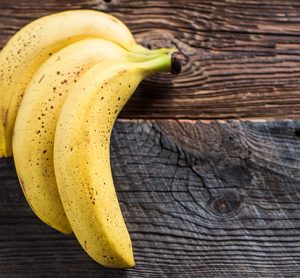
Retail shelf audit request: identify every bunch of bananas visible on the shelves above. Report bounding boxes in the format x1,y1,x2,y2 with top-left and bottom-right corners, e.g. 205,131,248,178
0,10,180,268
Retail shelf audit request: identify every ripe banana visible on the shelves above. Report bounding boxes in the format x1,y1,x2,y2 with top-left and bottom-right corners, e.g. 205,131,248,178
0,9,167,157
53,55,174,267
12,38,154,235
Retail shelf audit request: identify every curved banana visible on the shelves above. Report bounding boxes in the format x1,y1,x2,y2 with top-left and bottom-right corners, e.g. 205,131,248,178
13,38,151,234
53,55,173,267
0,9,168,157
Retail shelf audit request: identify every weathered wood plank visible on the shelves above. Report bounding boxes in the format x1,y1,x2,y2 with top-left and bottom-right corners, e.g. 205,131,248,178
1,119,300,277
2,0,300,118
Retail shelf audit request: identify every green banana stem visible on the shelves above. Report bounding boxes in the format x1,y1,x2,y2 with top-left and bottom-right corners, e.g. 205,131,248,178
138,51,181,75
125,44,180,67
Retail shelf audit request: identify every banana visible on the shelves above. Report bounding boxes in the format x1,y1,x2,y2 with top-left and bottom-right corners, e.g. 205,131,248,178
12,38,152,235
0,9,167,157
53,55,175,267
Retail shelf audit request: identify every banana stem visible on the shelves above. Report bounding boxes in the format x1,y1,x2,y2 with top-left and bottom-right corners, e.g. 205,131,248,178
138,51,182,75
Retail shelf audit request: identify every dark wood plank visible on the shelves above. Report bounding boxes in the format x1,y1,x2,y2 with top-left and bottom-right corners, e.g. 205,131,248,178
2,0,300,118
1,119,300,277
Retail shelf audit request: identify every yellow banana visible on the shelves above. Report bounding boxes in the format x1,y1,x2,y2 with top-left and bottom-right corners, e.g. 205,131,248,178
53,55,174,267
0,9,167,157
13,38,152,234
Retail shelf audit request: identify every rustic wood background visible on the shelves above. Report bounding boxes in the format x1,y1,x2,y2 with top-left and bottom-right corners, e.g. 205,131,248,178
1,0,300,277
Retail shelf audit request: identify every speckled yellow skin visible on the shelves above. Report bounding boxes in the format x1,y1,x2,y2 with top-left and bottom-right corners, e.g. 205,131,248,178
54,57,171,267
0,9,162,157
12,38,151,235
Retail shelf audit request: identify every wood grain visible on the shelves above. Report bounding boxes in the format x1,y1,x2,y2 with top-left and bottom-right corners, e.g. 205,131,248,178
2,0,300,118
1,119,300,277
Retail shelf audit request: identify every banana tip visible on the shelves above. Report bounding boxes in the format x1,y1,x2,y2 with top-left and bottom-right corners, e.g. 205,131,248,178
171,52,185,74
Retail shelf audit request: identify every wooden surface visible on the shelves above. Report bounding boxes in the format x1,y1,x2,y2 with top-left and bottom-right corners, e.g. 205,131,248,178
1,120,300,277
1,0,300,277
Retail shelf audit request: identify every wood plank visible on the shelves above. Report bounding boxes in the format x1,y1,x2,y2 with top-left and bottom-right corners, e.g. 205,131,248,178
1,119,300,277
2,0,300,119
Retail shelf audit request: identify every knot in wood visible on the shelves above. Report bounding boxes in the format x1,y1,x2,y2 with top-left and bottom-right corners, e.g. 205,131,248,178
209,191,241,218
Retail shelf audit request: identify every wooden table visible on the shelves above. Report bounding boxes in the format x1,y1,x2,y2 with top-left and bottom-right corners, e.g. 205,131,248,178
1,1,300,277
